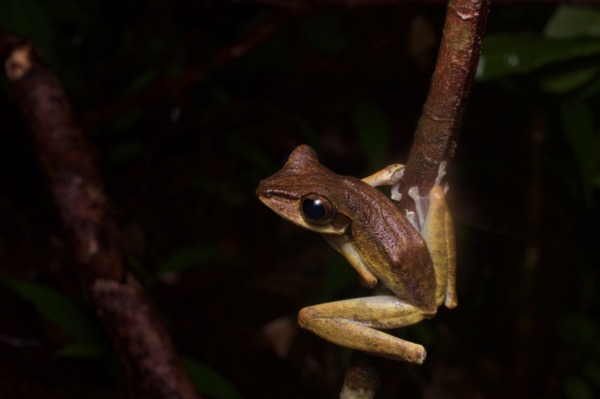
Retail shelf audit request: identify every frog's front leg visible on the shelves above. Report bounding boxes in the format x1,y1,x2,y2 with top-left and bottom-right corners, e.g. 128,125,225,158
298,296,430,364
361,163,404,186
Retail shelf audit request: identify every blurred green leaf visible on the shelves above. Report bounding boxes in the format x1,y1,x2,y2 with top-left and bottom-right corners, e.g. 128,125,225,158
564,375,594,399
559,100,598,204
183,357,244,399
121,68,157,97
477,33,600,81
353,102,390,170
557,312,600,352
545,6,600,39
574,73,600,99
157,244,221,276
539,65,599,94
583,363,600,389
302,15,346,55
2,278,109,358
106,139,145,169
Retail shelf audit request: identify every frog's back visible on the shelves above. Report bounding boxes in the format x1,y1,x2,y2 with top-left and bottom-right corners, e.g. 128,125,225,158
340,176,437,311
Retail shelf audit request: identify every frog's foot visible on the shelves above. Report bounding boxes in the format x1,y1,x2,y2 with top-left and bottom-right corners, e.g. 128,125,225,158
435,161,448,187
404,181,432,229
298,296,430,364
361,164,405,201
405,210,419,231
406,161,449,231
391,181,403,202
393,161,450,204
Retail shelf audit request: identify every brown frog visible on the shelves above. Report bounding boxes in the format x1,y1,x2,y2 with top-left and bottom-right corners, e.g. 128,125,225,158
256,145,456,363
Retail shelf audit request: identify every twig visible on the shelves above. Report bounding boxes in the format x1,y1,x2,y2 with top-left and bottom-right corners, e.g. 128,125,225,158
0,30,200,399
242,0,596,11
341,0,490,396
83,12,289,125
340,352,382,399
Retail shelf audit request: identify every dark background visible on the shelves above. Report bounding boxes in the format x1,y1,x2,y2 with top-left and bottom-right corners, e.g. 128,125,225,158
0,1,598,398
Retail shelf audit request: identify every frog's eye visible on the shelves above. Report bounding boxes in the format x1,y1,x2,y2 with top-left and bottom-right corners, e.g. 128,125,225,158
300,194,334,225
281,145,299,165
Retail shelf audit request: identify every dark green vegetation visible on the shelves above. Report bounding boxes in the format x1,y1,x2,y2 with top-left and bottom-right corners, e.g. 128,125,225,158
0,1,599,398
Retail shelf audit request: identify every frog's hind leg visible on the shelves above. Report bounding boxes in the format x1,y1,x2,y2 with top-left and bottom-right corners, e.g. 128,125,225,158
298,295,431,364
419,186,457,308
409,162,457,309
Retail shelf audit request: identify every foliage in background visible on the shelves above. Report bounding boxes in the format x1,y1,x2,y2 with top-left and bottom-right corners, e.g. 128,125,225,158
3,275,245,398
478,6,600,201
479,6,600,399
0,1,598,398
2,279,110,358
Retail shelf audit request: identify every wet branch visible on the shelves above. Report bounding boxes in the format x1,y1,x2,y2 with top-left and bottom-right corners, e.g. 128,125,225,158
0,30,200,399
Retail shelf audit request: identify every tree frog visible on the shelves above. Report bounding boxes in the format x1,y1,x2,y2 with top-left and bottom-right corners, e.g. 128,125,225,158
256,145,456,364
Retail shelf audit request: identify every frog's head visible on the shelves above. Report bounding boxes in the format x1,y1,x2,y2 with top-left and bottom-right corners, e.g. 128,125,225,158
256,145,351,235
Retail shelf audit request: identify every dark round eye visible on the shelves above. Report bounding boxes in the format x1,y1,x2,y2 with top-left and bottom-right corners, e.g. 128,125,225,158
281,145,299,165
300,194,334,225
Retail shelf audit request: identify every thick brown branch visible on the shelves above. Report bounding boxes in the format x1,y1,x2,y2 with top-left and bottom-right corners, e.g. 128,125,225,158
0,30,200,399
400,0,491,204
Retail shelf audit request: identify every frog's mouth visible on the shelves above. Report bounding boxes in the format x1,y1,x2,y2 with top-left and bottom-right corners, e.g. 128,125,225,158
256,188,346,236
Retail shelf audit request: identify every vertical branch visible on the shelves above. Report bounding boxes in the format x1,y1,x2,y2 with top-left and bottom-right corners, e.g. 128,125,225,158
340,353,381,399
399,0,491,205
0,31,200,399
342,0,490,397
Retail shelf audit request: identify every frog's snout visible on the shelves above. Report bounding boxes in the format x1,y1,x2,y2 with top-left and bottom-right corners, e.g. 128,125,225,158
255,180,270,200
